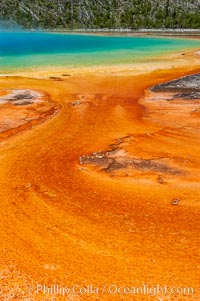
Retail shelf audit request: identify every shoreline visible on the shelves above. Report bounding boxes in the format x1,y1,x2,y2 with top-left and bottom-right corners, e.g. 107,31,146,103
35,28,200,36
43,29,200,41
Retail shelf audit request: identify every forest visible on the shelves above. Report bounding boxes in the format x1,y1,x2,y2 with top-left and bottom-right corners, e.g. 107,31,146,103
0,0,200,29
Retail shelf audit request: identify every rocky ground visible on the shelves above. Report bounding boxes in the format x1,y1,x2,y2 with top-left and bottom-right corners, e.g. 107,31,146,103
0,87,59,140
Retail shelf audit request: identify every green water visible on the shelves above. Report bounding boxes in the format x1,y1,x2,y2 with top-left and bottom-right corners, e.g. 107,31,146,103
0,32,199,71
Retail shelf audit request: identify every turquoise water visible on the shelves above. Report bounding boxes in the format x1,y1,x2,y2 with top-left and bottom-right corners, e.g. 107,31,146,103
0,31,200,70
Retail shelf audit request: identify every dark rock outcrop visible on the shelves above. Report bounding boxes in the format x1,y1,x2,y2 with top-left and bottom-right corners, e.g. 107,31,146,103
80,136,180,176
151,73,200,100
151,73,200,93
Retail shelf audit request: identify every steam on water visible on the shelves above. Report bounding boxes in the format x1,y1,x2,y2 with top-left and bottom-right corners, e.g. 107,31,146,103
0,19,24,31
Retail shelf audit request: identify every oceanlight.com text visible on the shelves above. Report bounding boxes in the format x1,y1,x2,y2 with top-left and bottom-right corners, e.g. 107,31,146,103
25,283,195,297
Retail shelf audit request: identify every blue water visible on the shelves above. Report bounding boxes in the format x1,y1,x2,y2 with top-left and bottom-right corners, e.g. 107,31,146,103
0,31,199,70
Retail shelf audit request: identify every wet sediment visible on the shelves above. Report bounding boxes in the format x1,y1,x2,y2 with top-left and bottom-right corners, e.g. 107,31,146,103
0,61,200,300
